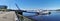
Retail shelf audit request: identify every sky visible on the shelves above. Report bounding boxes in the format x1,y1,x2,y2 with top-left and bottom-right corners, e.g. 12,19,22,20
0,0,60,10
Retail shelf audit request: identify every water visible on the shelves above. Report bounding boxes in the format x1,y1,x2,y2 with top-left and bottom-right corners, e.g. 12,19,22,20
23,11,60,21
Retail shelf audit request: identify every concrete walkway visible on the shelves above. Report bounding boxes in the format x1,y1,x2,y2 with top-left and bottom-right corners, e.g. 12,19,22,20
0,11,35,21
0,11,17,21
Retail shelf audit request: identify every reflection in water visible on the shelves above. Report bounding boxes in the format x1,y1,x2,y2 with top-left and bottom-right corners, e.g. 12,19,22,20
23,11,60,21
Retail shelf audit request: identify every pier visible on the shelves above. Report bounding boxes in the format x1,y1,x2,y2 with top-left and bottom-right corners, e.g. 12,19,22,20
0,5,35,21
0,11,35,21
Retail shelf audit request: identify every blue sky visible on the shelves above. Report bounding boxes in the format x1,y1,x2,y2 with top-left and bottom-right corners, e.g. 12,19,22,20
0,0,60,10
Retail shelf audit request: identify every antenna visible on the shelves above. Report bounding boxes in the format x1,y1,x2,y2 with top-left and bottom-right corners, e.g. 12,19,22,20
15,3,20,10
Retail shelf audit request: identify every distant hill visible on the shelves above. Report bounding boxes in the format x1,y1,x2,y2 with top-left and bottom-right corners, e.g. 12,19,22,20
55,9,60,11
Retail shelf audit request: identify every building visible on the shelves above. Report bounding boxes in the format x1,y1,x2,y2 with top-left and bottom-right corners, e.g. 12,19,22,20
0,5,7,11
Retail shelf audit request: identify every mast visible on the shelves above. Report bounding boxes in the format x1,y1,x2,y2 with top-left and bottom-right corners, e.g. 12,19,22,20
15,3,20,10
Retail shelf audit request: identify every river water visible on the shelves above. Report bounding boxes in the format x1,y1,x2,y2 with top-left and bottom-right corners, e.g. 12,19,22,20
23,11,60,21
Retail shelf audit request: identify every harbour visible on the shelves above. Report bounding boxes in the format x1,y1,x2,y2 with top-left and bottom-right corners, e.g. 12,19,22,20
23,11,60,21
0,0,60,21
0,4,60,21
